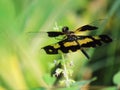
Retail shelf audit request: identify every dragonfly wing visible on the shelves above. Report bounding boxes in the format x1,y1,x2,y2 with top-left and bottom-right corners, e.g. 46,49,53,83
76,35,112,48
47,31,64,37
75,25,98,33
42,38,80,54
42,35,112,54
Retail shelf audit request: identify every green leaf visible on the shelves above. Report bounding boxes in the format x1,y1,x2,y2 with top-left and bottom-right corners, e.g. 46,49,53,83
72,77,97,86
101,86,117,90
57,86,79,90
113,71,120,85
43,74,56,86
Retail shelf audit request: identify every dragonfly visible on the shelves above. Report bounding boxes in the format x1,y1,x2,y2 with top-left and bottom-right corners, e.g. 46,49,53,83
41,25,112,59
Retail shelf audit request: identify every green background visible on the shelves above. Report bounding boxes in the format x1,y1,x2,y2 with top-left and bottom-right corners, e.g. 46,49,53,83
0,0,120,90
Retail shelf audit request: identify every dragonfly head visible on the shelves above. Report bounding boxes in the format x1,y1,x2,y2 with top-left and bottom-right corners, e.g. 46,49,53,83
62,26,69,33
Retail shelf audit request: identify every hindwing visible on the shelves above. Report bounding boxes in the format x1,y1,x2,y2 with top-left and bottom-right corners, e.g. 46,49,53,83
42,35,112,54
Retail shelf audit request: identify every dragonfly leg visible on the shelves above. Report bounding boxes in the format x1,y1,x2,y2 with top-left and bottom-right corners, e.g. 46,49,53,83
75,40,90,59
81,49,89,59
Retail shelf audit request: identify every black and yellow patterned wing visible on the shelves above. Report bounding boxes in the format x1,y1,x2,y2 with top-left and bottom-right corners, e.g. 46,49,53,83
76,35,112,48
47,25,98,37
74,25,98,35
75,25,98,32
47,31,64,37
42,35,112,54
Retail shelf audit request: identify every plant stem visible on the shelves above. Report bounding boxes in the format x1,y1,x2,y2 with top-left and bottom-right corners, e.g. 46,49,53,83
61,54,70,87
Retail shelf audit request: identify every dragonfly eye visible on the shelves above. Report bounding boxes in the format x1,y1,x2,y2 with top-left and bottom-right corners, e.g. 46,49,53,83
62,26,69,33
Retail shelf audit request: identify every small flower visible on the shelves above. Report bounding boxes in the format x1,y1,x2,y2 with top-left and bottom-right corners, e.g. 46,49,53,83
54,60,57,65
62,70,68,77
54,68,63,77
53,22,61,31
69,60,74,66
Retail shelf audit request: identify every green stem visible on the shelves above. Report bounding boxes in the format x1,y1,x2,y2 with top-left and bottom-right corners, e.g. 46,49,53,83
61,54,70,87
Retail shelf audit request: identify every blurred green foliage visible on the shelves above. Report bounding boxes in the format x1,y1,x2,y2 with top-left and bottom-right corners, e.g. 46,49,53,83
0,0,120,90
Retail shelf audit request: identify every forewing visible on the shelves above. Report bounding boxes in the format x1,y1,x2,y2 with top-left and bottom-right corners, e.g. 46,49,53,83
47,31,64,37
75,25,98,33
